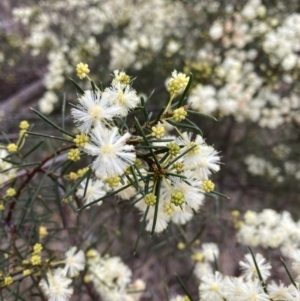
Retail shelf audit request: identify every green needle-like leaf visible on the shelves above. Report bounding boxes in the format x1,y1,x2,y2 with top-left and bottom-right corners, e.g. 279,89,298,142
175,274,195,301
187,109,218,121
151,178,162,235
70,78,85,94
281,258,297,288
248,247,268,294
26,131,71,142
31,108,75,138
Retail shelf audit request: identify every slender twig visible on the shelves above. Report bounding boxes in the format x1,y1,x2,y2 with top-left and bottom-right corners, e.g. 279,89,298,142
5,144,74,224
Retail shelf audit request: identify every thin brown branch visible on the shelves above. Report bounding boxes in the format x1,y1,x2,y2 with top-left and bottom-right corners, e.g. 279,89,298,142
5,144,74,224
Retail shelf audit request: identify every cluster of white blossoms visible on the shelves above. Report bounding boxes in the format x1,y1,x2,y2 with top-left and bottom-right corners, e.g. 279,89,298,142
244,155,283,183
10,0,185,114
173,243,300,301
244,142,300,184
236,209,300,256
85,249,145,301
72,69,220,233
183,0,300,129
6,0,300,129
39,247,85,301
191,242,219,280
39,246,145,301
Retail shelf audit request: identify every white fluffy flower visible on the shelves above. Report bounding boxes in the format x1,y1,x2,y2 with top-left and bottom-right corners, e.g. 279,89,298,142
39,268,73,301
176,132,206,170
237,280,270,301
193,145,220,180
223,276,247,300
176,132,220,180
194,262,213,280
76,178,106,207
201,243,219,262
171,203,194,225
268,281,293,301
71,90,122,133
239,253,271,281
162,174,205,211
199,271,224,301
145,205,171,233
63,247,86,278
84,126,136,178
105,82,139,116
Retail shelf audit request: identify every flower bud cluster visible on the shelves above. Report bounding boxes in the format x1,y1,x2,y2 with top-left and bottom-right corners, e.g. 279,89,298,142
236,209,300,256
86,249,145,300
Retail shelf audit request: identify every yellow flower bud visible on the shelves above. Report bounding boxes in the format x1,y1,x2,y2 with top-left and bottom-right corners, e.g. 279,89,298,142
67,149,80,162
144,193,157,206
202,180,215,193
5,188,16,198
76,62,90,79
7,143,18,153
151,125,165,139
19,120,29,130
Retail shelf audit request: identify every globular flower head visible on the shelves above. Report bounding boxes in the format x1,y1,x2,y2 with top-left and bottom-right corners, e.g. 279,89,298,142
71,90,122,134
31,254,41,266
202,180,215,193
268,281,293,301
151,125,165,139
112,70,131,86
173,107,187,122
201,243,219,262
105,176,121,188
19,120,29,130
144,193,157,206
162,173,204,211
4,276,13,286
39,226,48,239
167,70,189,96
167,142,180,157
73,133,89,147
7,143,18,153
76,62,90,79
63,246,86,278
39,268,73,301
199,271,225,301
67,149,80,162
33,243,43,254
105,82,139,117
239,253,271,281
5,188,16,198
84,126,136,179
76,178,106,207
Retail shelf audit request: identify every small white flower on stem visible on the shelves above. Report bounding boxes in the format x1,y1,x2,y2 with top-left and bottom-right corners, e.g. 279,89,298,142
239,253,271,281
105,82,139,116
71,90,122,133
63,247,86,278
39,268,73,301
76,179,106,207
199,271,225,301
84,126,136,178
